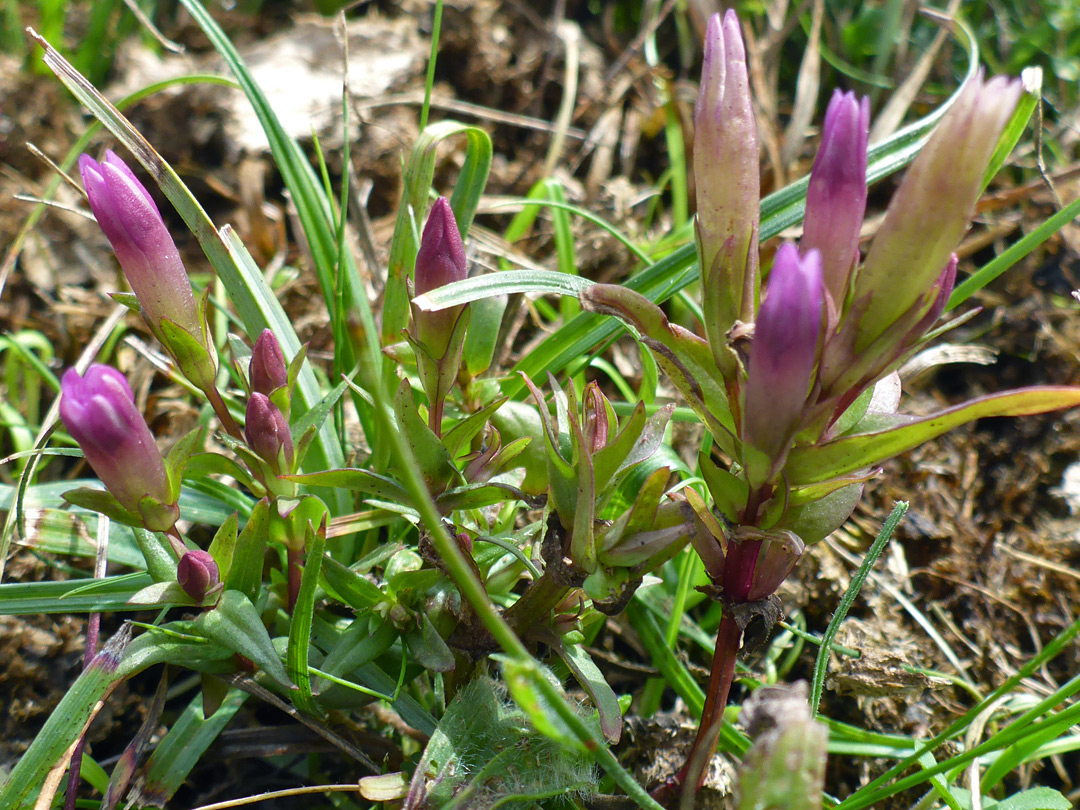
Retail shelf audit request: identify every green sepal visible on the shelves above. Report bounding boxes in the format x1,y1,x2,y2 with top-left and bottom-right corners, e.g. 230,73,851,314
164,425,206,502
196,590,294,691
411,305,471,431
109,291,141,313
138,495,181,533
224,498,269,601
392,379,459,495
62,487,142,528
159,317,217,392
207,512,239,584
698,452,749,523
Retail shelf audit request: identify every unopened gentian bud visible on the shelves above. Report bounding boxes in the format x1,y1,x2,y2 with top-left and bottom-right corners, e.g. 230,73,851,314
853,73,1022,351
245,393,294,474
695,10,760,359
802,90,870,316
250,329,288,397
412,197,467,359
177,550,220,601
582,382,615,454
742,245,824,478
59,365,177,531
79,151,202,341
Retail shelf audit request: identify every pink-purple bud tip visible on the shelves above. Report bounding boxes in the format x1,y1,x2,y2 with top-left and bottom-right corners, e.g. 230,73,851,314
79,151,201,340
177,550,220,601
412,197,468,357
250,329,288,396
245,393,294,474
59,364,175,528
802,90,870,313
742,244,824,465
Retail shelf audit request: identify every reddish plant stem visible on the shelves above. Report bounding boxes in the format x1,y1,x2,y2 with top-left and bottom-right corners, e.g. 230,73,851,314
677,612,743,808
204,385,244,441
287,546,303,614
63,612,100,810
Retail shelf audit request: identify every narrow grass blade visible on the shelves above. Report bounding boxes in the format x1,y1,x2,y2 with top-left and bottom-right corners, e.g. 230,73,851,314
810,502,907,716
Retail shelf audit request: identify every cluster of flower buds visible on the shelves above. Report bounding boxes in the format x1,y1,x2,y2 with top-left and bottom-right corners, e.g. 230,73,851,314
244,329,297,482
407,198,471,434
579,9,1067,615
79,152,217,393
59,364,179,532
521,375,693,612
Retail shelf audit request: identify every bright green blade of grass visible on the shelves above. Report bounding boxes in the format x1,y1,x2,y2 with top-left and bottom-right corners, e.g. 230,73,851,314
286,524,326,716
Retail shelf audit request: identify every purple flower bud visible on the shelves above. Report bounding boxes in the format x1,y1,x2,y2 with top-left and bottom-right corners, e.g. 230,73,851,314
79,151,201,340
802,91,870,315
853,73,1022,351
412,197,467,359
177,550,220,601
695,10,761,356
742,245,824,474
245,393,294,474
250,329,288,396
59,364,176,530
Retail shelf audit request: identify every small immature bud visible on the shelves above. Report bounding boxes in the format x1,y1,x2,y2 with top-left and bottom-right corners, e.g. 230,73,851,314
245,393,294,474
582,383,615,454
742,244,824,477
802,90,870,315
78,151,202,341
249,329,288,396
59,364,177,531
745,529,805,601
177,550,220,601
412,197,468,359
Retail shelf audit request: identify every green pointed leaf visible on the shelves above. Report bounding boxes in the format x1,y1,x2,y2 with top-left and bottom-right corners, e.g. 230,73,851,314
441,395,508,458
554,637,623,744
786,387,1080,485
392,379,457,493
404,612,455,672
62,487,142,527
462,292,508,377
196,589,293,691
285,468,411,505
164,426,205,500
320,556,386,610
133,528,180,582
224,498,268,601
699,452,750,523
287,521,326,716
207,512,239,584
